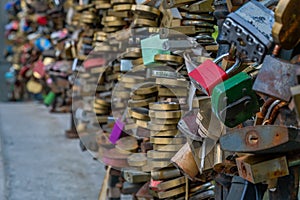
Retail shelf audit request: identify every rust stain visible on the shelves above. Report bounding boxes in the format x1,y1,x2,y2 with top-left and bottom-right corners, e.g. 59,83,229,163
271,130,288,146
271,170,285,177
272,132,283,144
240,162,247,178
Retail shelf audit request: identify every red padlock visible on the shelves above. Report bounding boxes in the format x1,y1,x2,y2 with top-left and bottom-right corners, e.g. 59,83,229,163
188,53,241,95
33,60,45,79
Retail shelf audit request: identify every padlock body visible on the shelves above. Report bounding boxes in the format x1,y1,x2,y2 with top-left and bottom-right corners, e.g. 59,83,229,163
236,155,289,184
212,72,259,127
189,59,228,95
221,0,274,63
253,55,298,102
220,125,300,154
141,35,170,66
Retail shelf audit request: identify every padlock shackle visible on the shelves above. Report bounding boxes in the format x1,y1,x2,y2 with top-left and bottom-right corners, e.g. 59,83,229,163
263,101,288,125
225,58,241,75
214,53,229,64
261,98,276,117
264,99,281,122
214,53,242,75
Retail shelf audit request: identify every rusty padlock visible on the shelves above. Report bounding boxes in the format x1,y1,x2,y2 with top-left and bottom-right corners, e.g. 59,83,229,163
236,154,289,184
252,55,299,102
220,125,300,154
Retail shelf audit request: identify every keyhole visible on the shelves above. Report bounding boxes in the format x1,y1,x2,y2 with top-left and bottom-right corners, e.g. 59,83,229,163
248,135,258,144
238,38,246,46
246,130,259,146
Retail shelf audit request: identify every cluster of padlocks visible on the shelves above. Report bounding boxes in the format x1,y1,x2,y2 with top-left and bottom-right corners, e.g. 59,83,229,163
4,0,300,199
4,0,74,113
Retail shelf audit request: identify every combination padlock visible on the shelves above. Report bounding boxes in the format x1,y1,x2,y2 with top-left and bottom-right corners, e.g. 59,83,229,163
221,0,274,63
211,71,260,128
188,53,241,95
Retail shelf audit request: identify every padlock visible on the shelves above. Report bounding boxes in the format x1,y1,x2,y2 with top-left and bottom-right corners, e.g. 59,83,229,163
181,12,215,21
171,143,199,179
32,60,46,79
162,0,198,8
220,125,300,154
161,39,196,51
131,4,161,20
159,7,181,28
236,154,289,184
211,71,260,127
122,168,150,183
109,119,125,144
187,136,223,173
185,0,214,13
44,91,56,106
140,34,170,67
221,0,274,63
181,20,215,28
196,96,225,140
120,59,133,72
252,55,299,102
178,110,202,141
188,53,241,95
272,0,300,50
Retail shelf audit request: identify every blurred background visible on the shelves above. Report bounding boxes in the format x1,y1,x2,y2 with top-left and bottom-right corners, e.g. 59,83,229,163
0,1,105,199
0,0,10,101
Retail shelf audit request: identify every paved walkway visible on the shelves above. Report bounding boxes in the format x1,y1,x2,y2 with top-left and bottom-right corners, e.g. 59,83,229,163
0,102,105,200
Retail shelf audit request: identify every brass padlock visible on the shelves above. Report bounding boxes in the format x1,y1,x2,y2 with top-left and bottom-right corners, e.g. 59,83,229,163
162,0,198,8
272,0,300,49
171,143,199,180
236,154,289,184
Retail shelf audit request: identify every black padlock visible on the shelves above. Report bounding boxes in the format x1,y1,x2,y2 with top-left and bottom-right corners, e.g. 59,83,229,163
221,0,274,63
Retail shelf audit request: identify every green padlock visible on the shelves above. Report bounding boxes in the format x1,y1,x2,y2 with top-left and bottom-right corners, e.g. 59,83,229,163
44,91,56,106
211,72,259,127
140,34,170,67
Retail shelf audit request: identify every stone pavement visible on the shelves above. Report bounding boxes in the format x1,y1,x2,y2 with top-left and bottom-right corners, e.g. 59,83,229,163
0,102,105,200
